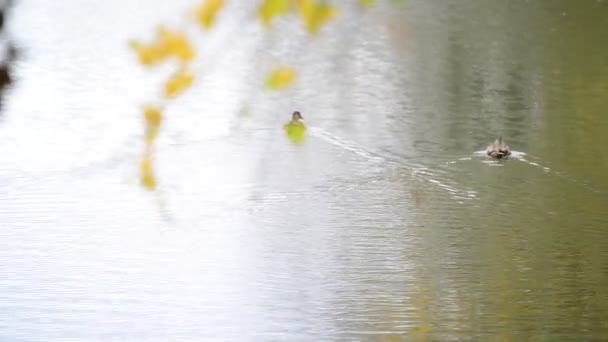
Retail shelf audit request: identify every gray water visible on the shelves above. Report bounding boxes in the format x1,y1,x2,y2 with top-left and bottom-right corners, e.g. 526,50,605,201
1,1,608,341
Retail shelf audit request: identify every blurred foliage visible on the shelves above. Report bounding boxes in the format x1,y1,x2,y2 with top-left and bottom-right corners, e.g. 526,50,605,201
130,27,195,67
296,0,338,35
130,0,394,190
141,105,163,190
164,68,195,98
140,154,157,190
266,67,296,90
194,0,225,30
143,105,163,143
258,0,290,27
360,0,376,8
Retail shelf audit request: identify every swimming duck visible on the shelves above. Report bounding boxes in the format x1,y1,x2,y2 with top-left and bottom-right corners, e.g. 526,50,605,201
486,136,511,159
284,111,306,144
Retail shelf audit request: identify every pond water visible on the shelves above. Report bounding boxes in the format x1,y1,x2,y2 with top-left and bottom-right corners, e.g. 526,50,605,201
1,0,607,340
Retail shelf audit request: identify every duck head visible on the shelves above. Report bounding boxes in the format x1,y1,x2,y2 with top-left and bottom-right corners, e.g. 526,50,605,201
292,111,303,121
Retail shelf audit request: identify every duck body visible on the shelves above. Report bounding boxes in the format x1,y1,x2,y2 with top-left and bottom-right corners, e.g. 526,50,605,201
486,136,511,159
284,111,306,144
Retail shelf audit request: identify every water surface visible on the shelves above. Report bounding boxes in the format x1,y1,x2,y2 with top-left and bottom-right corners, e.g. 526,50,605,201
1,0,608,340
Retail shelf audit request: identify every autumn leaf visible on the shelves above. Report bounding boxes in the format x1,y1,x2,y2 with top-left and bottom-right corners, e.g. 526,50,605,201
129,41,168,66
265,67,296,90
144,105,163,143
359,0,376,7
195,0,225,30
297,0,338,35
144,105,163,128
164,68,195,98
157,27,195,63
130,27,194,66
140,155,157,190
258,0,290,27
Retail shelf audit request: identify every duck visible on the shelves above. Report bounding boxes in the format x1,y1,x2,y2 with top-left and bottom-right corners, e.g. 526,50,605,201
486,136,511,159
284,111,307,144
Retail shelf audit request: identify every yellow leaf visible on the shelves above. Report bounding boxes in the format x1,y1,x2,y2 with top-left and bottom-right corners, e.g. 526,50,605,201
164,68,195,98
157,27,195,63
130,27,194,66
195,0,225,30
129,41,168,66
297,0,314,23
143,105,163,143
297,0,337,35
359,0,375,7
265,67,296,90
144,105,163,128
140,156,157,190
258,0,290,27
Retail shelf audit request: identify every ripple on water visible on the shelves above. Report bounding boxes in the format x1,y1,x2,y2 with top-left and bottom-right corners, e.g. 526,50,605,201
309,126,479,202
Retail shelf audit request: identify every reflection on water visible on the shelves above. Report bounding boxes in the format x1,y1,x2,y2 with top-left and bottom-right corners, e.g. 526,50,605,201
1,0,608,341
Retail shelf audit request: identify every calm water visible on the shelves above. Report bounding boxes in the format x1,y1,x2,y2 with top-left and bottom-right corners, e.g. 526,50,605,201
1,1,608,341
